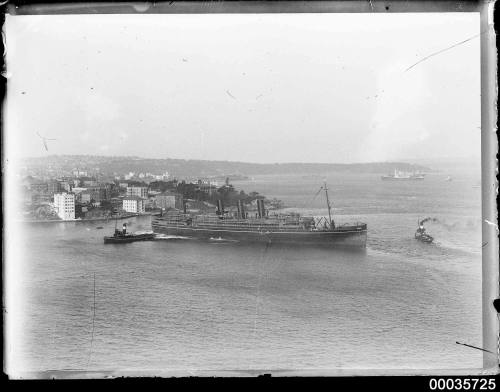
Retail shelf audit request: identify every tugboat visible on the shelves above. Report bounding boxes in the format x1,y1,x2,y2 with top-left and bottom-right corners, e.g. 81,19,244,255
415,223,434,243
104,223,155,244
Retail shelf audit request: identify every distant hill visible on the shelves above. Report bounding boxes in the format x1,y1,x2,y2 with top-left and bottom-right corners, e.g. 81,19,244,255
20,155,432,177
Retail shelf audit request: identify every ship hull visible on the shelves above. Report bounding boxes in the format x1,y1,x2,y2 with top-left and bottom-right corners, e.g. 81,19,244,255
151,224,367,248
103,233,155,244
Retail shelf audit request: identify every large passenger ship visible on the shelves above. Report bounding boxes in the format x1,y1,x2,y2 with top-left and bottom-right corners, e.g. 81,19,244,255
151,184,367,248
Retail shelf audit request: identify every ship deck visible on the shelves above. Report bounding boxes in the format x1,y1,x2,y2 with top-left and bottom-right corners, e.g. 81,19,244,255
152,213,366,233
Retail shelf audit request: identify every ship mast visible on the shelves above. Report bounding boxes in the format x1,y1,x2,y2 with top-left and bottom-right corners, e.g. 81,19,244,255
324,182,335,229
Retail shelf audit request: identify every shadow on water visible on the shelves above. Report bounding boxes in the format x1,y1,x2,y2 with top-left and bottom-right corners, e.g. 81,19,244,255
152,236,368,262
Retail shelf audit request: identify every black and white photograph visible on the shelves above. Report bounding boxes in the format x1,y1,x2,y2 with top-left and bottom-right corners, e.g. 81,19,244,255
3,1,498,380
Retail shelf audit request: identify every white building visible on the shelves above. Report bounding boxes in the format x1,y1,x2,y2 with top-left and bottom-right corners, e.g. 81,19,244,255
72,187,88,194
123,197,145,213
53,192,75,220
126,186,148,198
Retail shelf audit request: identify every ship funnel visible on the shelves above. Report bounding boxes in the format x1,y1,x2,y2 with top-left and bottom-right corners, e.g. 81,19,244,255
216,200,224,215
237,200,245,219
257,199,265,218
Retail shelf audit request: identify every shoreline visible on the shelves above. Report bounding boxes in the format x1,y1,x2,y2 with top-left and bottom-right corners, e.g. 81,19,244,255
16,212,161,224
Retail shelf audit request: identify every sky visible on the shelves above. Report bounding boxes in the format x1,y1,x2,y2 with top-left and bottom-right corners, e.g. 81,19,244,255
4,12,481,164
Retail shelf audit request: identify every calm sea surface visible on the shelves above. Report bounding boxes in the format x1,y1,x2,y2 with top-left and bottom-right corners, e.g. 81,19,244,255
8,169,483,376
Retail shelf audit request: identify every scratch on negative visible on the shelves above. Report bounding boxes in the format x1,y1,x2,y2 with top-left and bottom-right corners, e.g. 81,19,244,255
405,31,485,72
87,273,96,369
484,219,499,231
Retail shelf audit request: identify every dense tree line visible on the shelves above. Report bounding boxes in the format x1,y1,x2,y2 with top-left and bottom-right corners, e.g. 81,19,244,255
149,180,264,207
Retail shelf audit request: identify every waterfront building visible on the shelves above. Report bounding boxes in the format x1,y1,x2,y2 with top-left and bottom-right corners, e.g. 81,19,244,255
110,198,123,212
30,182,48,193
81,177,98,187
156,191,183,210
80,191,92,204
47,180,62,196
59,180,72,192
88,184,111,202
126,186,148,199
72,187,88,194
72,170,88,177
123,196,145,214
31,193,52,205
53,192,75,220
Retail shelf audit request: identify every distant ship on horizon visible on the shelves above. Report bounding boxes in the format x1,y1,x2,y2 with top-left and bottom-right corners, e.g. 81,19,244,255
381,169,425,181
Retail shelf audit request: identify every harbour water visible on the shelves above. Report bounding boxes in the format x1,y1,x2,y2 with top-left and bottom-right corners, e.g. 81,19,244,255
7,169,484,376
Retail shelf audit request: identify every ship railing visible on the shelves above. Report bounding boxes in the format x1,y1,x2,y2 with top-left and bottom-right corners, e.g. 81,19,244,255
157,212,332,232
335,222,366,227
192,215,312,232
155,212,366,229
156,213,303,232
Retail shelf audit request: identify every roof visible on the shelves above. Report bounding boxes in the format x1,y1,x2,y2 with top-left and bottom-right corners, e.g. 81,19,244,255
159,191,182,197
123,196,145,201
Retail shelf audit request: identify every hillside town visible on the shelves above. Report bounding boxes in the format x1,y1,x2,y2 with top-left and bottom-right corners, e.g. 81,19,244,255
16,163,285,222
